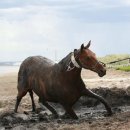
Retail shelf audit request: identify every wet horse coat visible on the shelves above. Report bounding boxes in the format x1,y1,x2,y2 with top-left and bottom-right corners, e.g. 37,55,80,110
15,42,112,119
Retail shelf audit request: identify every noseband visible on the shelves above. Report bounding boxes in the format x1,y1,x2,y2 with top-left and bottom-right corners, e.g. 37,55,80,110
91,61,105,70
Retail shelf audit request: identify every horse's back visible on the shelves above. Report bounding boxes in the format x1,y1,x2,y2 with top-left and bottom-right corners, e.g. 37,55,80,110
21,56,54,68
18,56,55,88
20,55,54,70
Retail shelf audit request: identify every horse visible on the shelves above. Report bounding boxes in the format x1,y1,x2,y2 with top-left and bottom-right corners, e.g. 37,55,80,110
14,41,112,119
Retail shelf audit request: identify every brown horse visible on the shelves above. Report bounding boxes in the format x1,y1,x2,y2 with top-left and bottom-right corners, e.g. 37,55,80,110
14,41,112,119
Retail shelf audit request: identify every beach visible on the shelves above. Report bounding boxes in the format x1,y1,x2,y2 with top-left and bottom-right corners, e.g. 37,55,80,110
0,69,130,129
0,66,19,75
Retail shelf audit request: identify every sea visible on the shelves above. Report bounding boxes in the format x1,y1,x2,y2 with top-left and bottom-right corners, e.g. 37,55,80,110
0,62,21,75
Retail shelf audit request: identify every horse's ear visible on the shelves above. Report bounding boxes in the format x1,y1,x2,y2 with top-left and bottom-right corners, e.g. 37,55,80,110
85,40,91,49
80,44,84,51
74,49,77,53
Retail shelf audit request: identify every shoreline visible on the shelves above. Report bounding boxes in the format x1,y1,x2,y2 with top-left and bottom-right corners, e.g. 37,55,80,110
0,66,19,76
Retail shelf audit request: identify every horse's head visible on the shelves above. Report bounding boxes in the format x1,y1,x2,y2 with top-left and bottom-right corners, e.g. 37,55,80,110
74,41,106,77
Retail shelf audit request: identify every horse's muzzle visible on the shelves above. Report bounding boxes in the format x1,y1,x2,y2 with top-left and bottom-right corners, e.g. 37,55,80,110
98,69,106,77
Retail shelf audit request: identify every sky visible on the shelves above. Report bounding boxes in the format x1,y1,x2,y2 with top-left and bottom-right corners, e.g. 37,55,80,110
0,0,130,62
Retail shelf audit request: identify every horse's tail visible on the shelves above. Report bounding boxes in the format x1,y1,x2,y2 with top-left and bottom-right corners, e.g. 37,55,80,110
17,63,28,89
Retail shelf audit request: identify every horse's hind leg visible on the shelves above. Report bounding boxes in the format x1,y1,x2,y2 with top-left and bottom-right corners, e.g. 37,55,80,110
14,87,27,113
29,90,36,112
62,105,78,119
14,96,22,113
39,99,58,118
82,88,112,115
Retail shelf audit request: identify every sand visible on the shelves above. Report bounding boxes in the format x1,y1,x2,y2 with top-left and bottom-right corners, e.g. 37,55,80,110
0,69,130,130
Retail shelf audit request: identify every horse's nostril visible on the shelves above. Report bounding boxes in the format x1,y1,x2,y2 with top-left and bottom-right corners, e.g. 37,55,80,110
98,69,106,77
100,69,106,74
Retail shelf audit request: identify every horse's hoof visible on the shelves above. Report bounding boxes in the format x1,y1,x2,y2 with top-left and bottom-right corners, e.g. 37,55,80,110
104,111,113,117
24,111,29,115
14,110,17,113
32,109,36,114
60,113,70,119
73,116,79,120
53,114,59,119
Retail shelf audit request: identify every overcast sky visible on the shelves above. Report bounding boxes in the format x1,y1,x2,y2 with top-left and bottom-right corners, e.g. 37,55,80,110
0,0,130,61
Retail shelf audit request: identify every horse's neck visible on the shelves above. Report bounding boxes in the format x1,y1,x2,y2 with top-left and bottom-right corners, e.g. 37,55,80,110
58,53,82,76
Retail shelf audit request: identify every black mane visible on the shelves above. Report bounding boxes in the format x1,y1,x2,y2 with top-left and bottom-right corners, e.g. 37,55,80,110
58,52,72,71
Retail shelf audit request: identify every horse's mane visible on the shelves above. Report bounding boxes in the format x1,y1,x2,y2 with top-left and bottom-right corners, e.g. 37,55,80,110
58,52,72,71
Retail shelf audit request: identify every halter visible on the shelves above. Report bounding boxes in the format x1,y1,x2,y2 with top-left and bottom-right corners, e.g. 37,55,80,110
67,53,81,71
66,52,106,72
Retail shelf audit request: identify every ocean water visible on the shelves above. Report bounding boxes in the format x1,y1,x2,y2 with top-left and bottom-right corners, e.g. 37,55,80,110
0,66,20,75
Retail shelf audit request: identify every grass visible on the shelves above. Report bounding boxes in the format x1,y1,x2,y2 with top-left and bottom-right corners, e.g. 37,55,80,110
98,54,130,71
116,66,130,72
98,54,130,65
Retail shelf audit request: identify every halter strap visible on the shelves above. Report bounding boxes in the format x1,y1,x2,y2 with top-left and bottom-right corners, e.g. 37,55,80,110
67,53,81,71
71,53,81,68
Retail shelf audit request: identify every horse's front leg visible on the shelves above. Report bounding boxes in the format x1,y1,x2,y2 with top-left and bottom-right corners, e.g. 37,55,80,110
39,98,59,118
82,88,112,115
62,105,78,119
